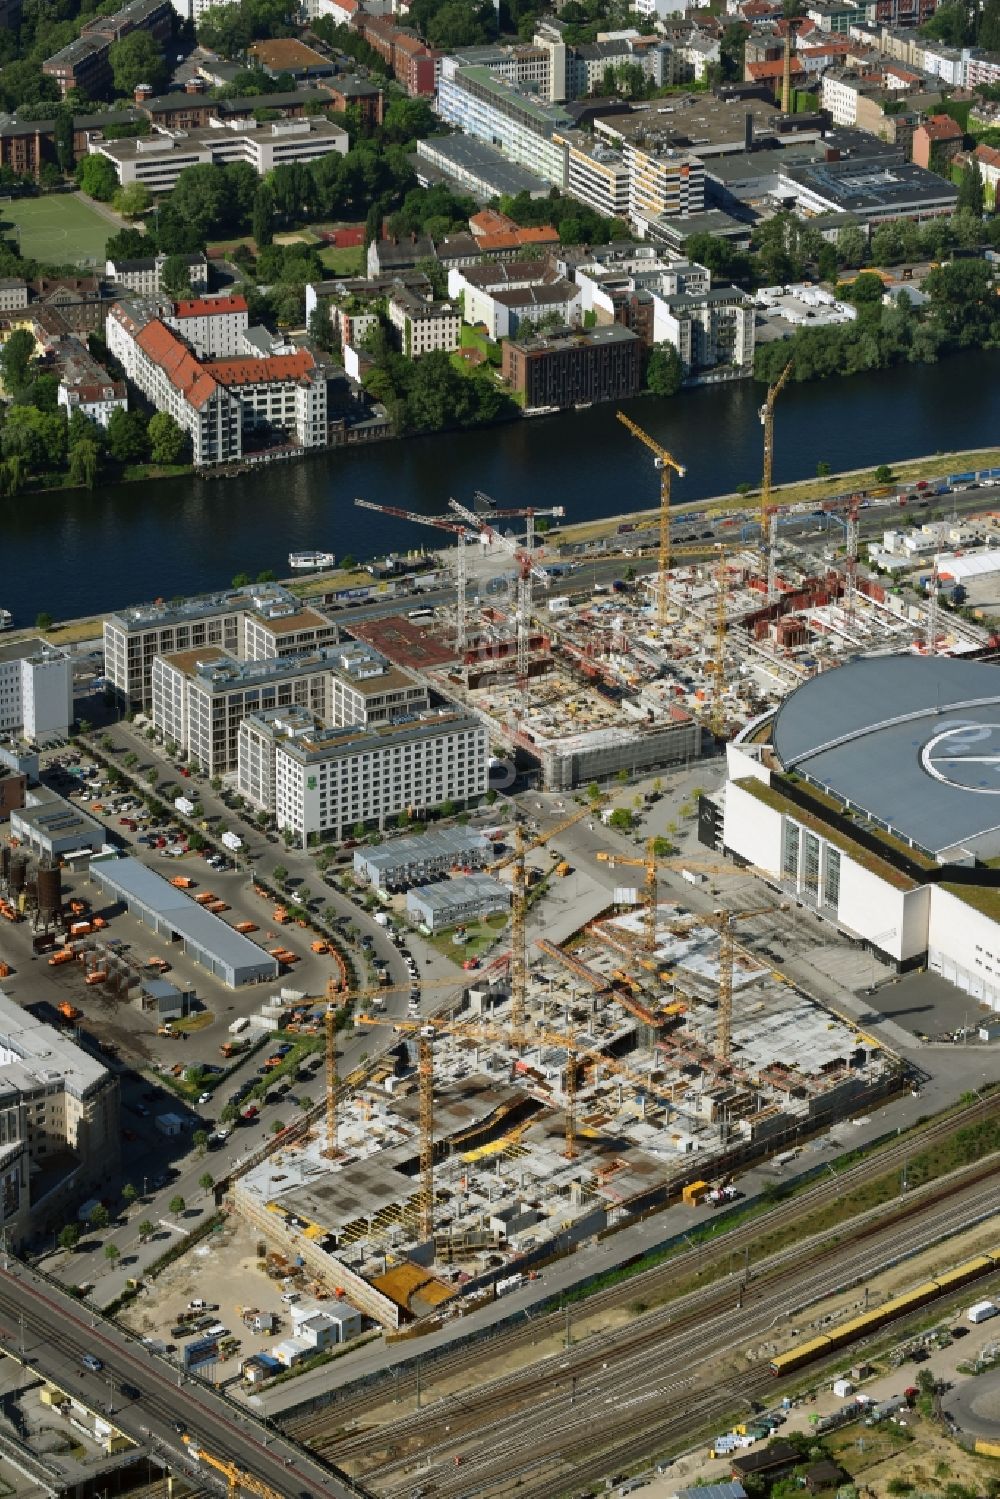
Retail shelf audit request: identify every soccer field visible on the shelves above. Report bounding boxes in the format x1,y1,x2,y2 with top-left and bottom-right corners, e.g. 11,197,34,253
0,193,116,266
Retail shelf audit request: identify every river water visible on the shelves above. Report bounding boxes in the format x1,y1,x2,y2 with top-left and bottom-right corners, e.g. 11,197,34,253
5,349,999,628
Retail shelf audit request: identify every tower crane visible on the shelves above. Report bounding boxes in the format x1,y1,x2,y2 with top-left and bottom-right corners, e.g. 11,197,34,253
488,802,596,1036
759,359,793,603
354,498,476,657
448,496,555,684
711,545,729,740
596,844,778,954
616,411,686,631
181,1436,285,1499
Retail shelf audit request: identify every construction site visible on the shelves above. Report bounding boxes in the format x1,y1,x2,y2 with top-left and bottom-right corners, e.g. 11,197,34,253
343,385,995,791
231,808,898,1331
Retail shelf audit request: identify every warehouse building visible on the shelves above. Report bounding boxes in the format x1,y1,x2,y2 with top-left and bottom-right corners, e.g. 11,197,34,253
407,873,510,932
90,857,279,987
11,786,107,860
354,827,495,891
721,655,1000,1003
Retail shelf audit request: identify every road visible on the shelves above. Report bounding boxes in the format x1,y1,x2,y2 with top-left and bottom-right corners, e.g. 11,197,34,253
0,1257,365,1499
298,1159,1000,1497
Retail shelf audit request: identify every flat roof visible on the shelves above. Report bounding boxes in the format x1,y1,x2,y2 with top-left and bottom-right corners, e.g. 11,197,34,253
409,873,509,913
0,989,107,1097
12,787,105,847
108,582,294,633
772,656,1000,859
358,827,493,871
785,158,959,211
416,133,550,197
90,856,279,979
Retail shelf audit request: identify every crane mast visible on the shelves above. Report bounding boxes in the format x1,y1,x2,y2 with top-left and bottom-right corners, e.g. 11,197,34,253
759,360,793,603
615,411,685,630
354,497,474,658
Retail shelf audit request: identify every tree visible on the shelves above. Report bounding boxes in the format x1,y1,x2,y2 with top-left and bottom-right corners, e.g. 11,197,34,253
193,1129,208,1156
148,411,188,465
35,611,53,632
168,1195,186,1215
270,1118,284,1133
160,254,193,299
104,1242,120,1263
199,1171,214,1195
608,808,633,830
105,226,148,262
646,343,683,396
252,182,275,249
836,224,867,269
59,1223,81,1251
0,328,34,396
816,460,831,477
77,155,118,203
107,408,149,465
122,1183,138,1208
68,436,101,490
88,1202,110,1230
272,865,289,885
113,181,152,220
137,1219,155,1242
874,464,893,483
957,157,985,218
110,31,169,96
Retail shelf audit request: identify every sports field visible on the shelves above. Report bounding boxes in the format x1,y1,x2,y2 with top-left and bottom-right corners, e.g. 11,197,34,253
0,193,116,266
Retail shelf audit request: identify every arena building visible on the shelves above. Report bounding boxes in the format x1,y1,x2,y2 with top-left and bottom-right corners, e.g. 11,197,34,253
721,655,1000,1004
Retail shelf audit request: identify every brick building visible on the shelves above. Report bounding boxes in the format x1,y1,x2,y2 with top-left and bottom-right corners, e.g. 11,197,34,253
911,112,964,169
43,0,174,97
501,324,643,409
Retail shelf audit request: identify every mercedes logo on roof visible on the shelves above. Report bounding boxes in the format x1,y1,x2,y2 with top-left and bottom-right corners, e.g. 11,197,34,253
921,723,1000,793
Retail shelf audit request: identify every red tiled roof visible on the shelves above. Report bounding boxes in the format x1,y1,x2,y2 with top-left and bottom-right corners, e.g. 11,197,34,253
205,349,317,386
974,143,1000,167
135,318,220,410
173,294,248,319
748,58,806,77
920,112,964,139
470,208,516,237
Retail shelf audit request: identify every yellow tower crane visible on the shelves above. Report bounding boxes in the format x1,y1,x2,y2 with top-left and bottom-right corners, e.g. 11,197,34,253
181,1437,285,1499
616,410,686,631
759,358,793,603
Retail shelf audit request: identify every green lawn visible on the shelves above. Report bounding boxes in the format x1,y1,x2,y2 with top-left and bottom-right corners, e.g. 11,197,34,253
0,193,115,266
318,243,365,274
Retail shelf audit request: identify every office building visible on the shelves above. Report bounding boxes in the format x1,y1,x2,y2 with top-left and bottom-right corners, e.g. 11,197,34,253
89,117,349,191
238,704,488,843
0,990,120,1247
0,638,73,743
415,134,550,199
407,873,509,932
436,65,575,187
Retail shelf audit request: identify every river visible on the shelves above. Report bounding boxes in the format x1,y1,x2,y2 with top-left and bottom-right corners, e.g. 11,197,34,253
4,349,999,629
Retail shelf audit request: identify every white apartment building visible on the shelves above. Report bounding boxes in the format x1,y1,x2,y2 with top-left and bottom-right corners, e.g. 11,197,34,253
206,348,328,449
387,288,461,357
0,638,73,743
107,304,243,467
0,989,120,1247
57,373,127,428
568,34,676,94
325,642,431,727
105,252,209,296
237,705,488,844
444,43,554,98
165,293,249,359
103,584,332,707
653,282,755,374
90,117,349,191
821,69,864,124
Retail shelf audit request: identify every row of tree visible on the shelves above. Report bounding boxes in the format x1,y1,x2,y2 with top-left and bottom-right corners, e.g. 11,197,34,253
754,260,1000,384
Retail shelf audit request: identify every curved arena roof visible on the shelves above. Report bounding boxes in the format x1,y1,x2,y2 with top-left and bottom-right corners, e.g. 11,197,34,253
771,655,1000,860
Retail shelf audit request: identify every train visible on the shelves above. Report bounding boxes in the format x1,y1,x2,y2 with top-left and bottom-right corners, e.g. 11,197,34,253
770,1250,1000,1377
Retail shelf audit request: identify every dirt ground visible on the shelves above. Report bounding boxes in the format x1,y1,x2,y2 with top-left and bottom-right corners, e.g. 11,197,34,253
120,1217,304,1379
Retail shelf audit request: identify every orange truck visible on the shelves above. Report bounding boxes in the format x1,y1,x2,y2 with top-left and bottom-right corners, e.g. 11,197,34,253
85,970,108,986
194,891,216,906
0,901,18,923
48,949,74,966
310,940,329,955
57,1001,81,1019
206,900,229,914
170,876,195,890
234,921,258,934
272,908,288,925
69,920,93,937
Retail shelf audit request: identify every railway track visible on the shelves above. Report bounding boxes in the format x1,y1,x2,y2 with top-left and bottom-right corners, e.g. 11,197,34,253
358,1177,1000,1498
289,1088,1000,1442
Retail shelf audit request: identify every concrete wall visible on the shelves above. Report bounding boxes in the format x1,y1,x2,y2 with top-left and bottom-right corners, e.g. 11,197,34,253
722,777,784,876
231,1184,402,1329
927,885,1000,1009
